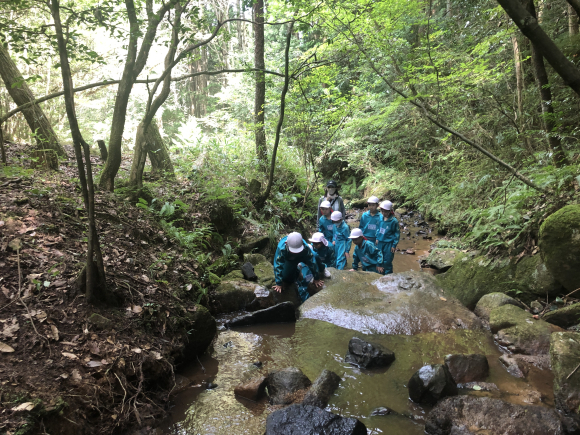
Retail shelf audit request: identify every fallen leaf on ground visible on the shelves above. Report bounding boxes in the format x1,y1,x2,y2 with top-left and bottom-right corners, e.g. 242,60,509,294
71,369,82,382
87,360,103,368
12,402,34,412
131,347,142,354
62,352,78,360
50,325,59,341
0,342,15,352
132,305,142,314
88,342,100,356
440,297,447,301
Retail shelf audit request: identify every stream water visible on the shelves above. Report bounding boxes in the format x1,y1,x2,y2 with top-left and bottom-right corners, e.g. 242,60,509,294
160,212,554,434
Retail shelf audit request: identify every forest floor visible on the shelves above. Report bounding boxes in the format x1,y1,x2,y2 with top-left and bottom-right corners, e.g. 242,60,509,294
0,142,241,434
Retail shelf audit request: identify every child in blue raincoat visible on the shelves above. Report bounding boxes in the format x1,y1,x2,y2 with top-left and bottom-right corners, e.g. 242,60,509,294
273,232,323,302
348,228,384,273
375,201,400,275
359,196,381,244
318,200,335,241
331,211,351,270
308,232,335,278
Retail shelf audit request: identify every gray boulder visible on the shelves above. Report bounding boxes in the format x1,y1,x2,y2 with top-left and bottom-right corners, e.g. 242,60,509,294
226,302,296,327
408,364,458,405
544,303,580,328
241,262,257,281
266,367,311,405
300,270,483,335
499,354,550,378
444,354,489,383
422,248,459,271
233,375,267,401
265,404,367,435
550,332,580,415
303,369,341,409
425,396,566,434
474,292,525,321
345,337,395,369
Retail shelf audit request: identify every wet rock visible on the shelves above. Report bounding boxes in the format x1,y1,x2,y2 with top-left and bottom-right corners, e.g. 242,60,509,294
370,407,397,416
539,204,580,292
206,382,218,389
265,404,367,435
490,304,563,355
234,375,267,401
405,249,415,255
300,270,483,335
531,300,543,315
444,354,489,383
211,280,266,314
173,374,192,393
437,253,562,309
226,302,296,327
425,396,566,435
499,354,550,378
457,382,498,392
241,262,257,281
550,332,580,415
88,313,113,330
408,364,458,405
240,235,270,254
245,285,275,311
544,303,580,328
344,337,395,369
303,369,341,408
266,367,311,405
474,292,525,321
180,305,217,361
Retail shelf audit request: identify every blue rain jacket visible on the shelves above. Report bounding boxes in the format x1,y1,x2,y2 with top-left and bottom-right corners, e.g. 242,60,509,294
359,211,381,242
352,240,384,271
318,215,335,241
274,236,320,286
375,215,400,246
333,221,351,270
312,243,336,270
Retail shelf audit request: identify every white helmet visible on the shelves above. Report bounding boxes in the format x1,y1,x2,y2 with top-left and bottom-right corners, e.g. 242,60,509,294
287,232,304,253
379,200,393,211
308,232,328,246
331,211,343,221
348,228,364,239
368,196,379,204
320,200,331,208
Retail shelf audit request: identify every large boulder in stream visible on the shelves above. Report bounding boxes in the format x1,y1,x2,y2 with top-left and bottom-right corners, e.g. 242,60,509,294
490,304,563,355
265,404,367,435
266,367,311,405
299,269,483,335
425,396,567,435
302,369,342,408
550,332,580,415
437,252,562,308
539,204,580,292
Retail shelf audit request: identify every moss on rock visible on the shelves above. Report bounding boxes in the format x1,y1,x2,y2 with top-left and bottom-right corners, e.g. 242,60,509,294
543,303,580,328
474,292,524,321
423,248,459,271
179,304,216,361
539,204,580,291
437,252,561,309
550,332,580,414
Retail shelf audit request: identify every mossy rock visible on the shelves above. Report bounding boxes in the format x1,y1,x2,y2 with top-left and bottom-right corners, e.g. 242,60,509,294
423,248,459,271
179,304,216,361
240,235,270,254
211,281,261,314
349,198,368,209
550,332,580,414
490,305,562,355
539,204,580,291
437,253,561,309
543,303,580,328
244,253,269,266
88,313,113,330
254,262,275,288
474,292,524,321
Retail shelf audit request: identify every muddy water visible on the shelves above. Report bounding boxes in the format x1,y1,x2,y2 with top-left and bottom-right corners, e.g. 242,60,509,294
161,215,554,434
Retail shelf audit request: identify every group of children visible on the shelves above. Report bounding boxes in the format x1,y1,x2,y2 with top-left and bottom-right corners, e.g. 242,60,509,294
272,195,401,302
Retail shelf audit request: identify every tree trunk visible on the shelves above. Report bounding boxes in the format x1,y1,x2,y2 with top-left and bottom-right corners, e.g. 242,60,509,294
237,0,244,50
129,122,174,187
189,47,208,117
0,40,66,167
512,35,525,119
97,139,108,162
254,0,267,164
569,4,579,35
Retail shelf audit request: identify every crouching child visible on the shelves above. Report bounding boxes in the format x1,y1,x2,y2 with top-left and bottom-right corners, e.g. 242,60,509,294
308,232,335,278
348,228,384,273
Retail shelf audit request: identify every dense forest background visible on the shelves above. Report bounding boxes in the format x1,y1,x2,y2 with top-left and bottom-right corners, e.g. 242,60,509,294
2,0,580,256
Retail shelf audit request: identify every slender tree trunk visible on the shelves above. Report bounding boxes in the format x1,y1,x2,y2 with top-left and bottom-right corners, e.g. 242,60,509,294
0,40,66,168
129,122,174,187
513,35,525,119
569,4,579,35
237,0,244,50
0,126,6,165
254,0,267,164
97,139,108,162
50,0,115,305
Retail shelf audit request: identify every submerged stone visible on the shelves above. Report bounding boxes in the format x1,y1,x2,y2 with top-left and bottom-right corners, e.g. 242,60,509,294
344,337,395,369
539,204,580,292
499,354,550,378
302,369,341,409
444,354,489,383
234,375,267,402
265,404,367,435
299,269,483,335
408,364,457,405
266,367,311,405
425,396,566,435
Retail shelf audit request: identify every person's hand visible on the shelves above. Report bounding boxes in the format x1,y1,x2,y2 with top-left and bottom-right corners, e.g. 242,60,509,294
349,268,355,271
345,252,349,258
377,267,384,273
391,247,396,253
313,280,324,288
273,285,282,293
375,240,378,245
333,241,336,245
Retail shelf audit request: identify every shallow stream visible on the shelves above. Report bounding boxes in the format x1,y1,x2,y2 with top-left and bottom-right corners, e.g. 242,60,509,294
161,213,554,434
